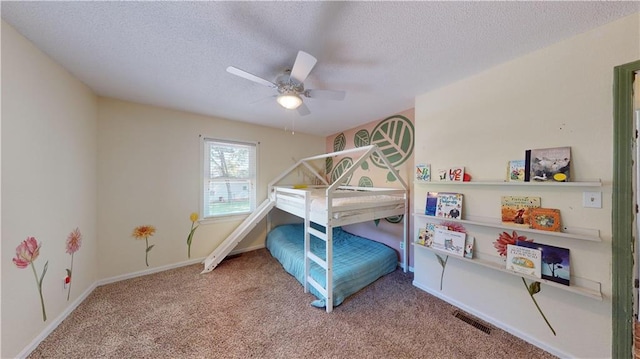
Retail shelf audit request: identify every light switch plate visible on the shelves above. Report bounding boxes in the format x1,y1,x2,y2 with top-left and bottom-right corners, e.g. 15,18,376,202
583,191,602,208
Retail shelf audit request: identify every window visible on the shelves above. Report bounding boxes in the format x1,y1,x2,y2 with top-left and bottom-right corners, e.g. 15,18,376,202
202,138,256,219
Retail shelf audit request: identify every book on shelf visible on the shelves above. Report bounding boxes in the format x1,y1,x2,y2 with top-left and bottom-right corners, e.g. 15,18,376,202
526,146,571,182
437,166,465,182
500,196,541,227
528,208,562,232
424,191,439,216
432,227,466,257
517,240,570,286
464,236,474,259
416,164,431,181
416,227,427,245
435,192,463,219
418,223,447,247
506,244,541,278
507,160,526,182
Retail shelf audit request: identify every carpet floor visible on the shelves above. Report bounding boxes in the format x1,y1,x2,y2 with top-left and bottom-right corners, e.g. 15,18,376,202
28,249,557,358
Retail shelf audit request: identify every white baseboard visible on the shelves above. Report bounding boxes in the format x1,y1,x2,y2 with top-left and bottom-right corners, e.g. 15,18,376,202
412,281,567,359
229,244,265,255
98,257,206,286
16,281,98,359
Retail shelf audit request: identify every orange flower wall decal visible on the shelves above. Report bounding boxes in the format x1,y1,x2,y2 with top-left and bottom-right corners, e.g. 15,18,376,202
13,237,48,321
65,228,82,301
133,225,156,266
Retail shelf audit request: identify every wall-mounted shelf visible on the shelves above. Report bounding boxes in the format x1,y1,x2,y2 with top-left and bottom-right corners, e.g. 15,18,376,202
413,213,602,242
414,180,602,187
413,243,603,301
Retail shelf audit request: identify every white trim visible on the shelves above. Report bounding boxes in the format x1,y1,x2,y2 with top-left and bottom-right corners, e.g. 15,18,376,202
411,281,567,359
98,257,205,286
229,244,265,255
16,282,98,359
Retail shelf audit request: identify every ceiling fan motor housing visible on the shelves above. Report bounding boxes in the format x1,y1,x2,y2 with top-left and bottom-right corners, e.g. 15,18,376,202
276,70,305,95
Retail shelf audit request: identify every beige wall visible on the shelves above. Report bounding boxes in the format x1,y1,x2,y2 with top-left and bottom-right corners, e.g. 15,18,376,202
97,98,325,278
1,21,99,358
413,13,639,358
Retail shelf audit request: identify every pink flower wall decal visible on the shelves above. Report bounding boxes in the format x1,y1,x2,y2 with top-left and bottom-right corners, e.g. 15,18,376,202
65,228,82,301
13,237,48,321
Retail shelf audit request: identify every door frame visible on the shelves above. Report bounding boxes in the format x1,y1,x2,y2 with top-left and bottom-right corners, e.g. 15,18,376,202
613,59,640,359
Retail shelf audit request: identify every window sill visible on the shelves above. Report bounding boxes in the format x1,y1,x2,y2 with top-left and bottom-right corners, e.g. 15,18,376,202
199,213,250,225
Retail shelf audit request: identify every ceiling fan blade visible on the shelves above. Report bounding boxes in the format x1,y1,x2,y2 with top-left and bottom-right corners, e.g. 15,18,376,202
289,51,317,84
226,66,277,89
296,102,311,116
305,89,346,101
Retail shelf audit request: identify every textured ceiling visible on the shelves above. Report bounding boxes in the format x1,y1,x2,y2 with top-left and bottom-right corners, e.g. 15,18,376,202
2,1,639,136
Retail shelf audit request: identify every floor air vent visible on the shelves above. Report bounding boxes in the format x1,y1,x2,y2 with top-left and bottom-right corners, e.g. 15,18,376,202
453,310,492,334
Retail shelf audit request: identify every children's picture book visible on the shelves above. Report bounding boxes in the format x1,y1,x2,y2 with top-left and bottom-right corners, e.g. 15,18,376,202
424,192,439,216
527,146,571,182
435,193,463,219
506,244,541,278
437,167,465,182
464,236,474,259
416,227,427,245
416,164,431,181
501,196,541,227
422,222,444,247
507,160,526,182
517,240,570,286
529,208,562,232
433,227,466,257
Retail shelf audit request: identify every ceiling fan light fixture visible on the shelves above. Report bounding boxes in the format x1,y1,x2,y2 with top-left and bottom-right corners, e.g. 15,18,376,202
277,92,303,110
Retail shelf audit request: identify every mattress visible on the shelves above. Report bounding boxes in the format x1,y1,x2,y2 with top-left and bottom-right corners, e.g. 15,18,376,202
266,223,398,308
274,188,404,220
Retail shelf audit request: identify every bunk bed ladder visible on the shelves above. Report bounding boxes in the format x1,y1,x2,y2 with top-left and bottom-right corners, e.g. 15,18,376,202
303,192,334,313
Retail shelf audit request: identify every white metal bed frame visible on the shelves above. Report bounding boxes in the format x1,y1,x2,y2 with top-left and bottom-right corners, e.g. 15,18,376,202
267,145,408,312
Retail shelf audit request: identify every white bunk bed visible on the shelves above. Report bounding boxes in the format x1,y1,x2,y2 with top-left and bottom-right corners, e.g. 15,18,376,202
266,145,408,312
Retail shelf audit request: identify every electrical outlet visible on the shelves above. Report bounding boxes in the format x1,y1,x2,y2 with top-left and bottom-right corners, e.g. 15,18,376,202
583,191,602,208
399,241,405,250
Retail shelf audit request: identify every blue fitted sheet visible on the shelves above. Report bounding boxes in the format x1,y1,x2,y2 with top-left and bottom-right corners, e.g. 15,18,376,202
266,223,398,308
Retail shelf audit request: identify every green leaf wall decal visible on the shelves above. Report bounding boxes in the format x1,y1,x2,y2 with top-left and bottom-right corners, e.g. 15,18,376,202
333,133,346,152
370,115,415,169
358,176,373,187
331,157,353,185
354,129,370,147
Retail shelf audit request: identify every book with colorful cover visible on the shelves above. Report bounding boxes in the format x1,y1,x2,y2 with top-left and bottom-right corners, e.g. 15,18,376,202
433,227,466,257
507,160,526,182
506,244,541,278
501,196,541,227
424,192,439,216
527,146,571,182
517,240,570,286
437,167,465,182
435,193,463,219
422,222,445,247
416,227,427,245
464,236,474,259
529,208,562,232
416,164,431,181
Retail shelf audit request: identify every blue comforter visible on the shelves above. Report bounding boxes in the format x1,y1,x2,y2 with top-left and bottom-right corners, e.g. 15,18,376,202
266,223,398,308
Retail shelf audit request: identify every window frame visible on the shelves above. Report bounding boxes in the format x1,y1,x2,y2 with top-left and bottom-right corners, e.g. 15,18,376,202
200,137,258,223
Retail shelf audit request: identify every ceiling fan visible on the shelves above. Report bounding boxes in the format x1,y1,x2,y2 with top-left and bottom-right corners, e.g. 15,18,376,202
226,51,346,116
